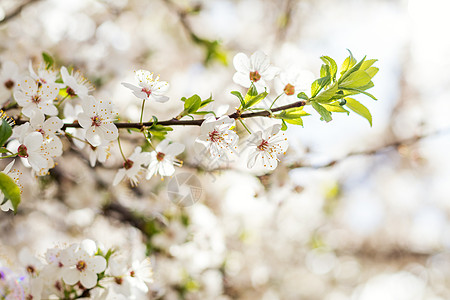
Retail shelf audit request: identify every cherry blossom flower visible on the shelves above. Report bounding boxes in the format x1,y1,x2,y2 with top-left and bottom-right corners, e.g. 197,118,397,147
275,68,314,100
246,124,288,170
122,70,169,103
14,76,59,118
233,51,279,93
146,139,184,179
60,66,94,98
127,258,153,293
29,61,63,88
13,131,50,173
194,116,238,160
0,60,20,105
30,113,63,158
88,141,112,167
0,160,22,212
77,96,118,147
61,240,107,289
113,146,151,186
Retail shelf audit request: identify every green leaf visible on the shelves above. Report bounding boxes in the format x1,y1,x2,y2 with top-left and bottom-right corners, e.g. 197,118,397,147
42,52,54,69
275,107,310,120
192,111,215,115
231,91,245,108
366,67,379,78
281,119,288,131
313,83,338,103
199,95,214,108
341,87,377,100
311,75,331,98
340,70,372,89
311,101,332,122
340,50,357,75
0,119,12,147
147,125,173,141
0,173,21,213
0,148,9,153
297,92,309,100
184,95,202,114
320,56,338,79
360,59,378,71
320,64,331,78
322,103,350,115
284,118,304,126
345,98,372,126
244,91,268,109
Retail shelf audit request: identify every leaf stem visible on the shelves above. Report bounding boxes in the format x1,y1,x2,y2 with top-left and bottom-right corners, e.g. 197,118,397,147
238,118,252,135
269,93,284,109
117,137,127,162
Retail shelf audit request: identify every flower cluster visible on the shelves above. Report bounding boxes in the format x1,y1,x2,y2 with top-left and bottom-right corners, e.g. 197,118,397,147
0,240,153,300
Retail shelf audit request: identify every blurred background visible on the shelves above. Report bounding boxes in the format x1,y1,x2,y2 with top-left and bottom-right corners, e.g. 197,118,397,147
1,0,450,299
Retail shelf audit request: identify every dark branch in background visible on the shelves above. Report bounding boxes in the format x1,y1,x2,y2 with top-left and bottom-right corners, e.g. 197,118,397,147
0,0,41,25
12,100,306,129
288,127,450,169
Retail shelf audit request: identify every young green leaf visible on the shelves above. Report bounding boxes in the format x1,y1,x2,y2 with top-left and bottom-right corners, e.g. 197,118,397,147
0,119,12,147
345,98,372,126
340,70,372,89
231,91,245,108
311,75,331,98
42,52,54,69
322,103,350,115
340,50,356,75
184,95,202,114
312,83,338,103
311,101,332,122
0,173,21,213
281,119,288,131
244,91,268,109
320,56,338,79
199,95,214,109
297,92,309,100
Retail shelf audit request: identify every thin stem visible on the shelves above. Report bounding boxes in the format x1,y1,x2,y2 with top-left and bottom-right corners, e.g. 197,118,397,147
0,154,17,159
56,95,69,108
64,132,90,145
117,137,127,162
238,118,252,135
140,99,146,124
269,93,284,109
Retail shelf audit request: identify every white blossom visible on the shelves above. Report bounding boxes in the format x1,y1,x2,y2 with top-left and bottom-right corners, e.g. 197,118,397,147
61,240,107,289
78,96,118,147
233,51,279,93
246,124,288,170
122,70,169,103
146,139,184,179
0,60,20,105
29,61,63,88
60,66,94,99
194,115,238,161
14,76,59,118
113,146,151,186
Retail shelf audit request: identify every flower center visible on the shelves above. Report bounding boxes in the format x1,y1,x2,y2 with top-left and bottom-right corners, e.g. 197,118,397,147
91,116,102,127
249,71,261,82
130,270,135,277
26,265,35,274
209,129,221,142
283,83,295,96
114,277,123,285
4,79,14,90
37,129,45,136
156,152,165,161
257,139,269,151
17,145,28,158
31,95,41,104
76,260,87,272
142,88,152,97
54,280,62,291
124,159,134,170
66,86,76,97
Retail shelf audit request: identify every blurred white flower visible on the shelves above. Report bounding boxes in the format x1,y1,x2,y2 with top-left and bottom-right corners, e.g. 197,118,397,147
127,258,153,293
63,102,87,149
246,124,288,170
194,115,238,160
122,70,169,103
0,60,20,105
113,146,151,186
29,61,63,88
274,68,313,104
233,51,279,93
88,141,112,167
14,76,59,118
146,139,184,179
78,96,118,147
